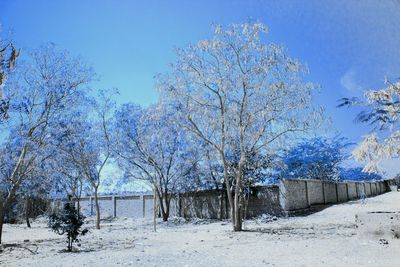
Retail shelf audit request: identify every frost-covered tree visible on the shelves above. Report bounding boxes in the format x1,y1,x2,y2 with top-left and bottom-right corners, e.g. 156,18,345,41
0,33,19,121
280,136,350,181
114,102,199,221
158,22,321,231
339,167,382,181
56,90,115,230
47,108,92,213
338,79,400,173
0,45,93,243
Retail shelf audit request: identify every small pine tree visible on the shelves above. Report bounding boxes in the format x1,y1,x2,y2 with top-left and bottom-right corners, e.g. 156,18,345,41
48,202,88,252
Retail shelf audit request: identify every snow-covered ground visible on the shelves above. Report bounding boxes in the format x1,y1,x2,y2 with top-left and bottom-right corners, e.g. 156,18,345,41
1,192,400,267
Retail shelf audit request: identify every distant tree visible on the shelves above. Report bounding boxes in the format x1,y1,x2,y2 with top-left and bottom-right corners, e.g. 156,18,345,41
114,102,199,221
158,22,322,231
339,167,382,181
280,136,351,181
338,79,400,173
0,45,93,243
48,202,88,252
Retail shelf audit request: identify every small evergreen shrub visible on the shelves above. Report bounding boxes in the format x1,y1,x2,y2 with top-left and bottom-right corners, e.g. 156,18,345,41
48,202,88,252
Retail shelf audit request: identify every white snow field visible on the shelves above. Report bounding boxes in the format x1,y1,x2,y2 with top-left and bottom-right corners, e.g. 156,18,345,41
1,191,400,267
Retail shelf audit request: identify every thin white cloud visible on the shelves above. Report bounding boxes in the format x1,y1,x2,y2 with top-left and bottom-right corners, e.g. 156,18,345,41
340,68,363,95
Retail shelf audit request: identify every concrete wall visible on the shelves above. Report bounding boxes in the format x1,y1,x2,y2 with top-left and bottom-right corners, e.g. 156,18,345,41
365,183,372,197
279,179,308,210
246,186,283,217
371,183,377,195
306,180,324,205
74,187,281,220
279,179,392,212
68,179,393,220
323,182,337,204
78,195,153,219
176,186,283,219
116,196,145,218
380,181,386,193
357,183,366,198
347,182,357,200
178,190,226,219
98,197,114,217
337,183,348,202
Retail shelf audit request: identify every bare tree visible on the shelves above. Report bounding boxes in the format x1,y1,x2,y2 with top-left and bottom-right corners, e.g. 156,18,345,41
158,22,321,231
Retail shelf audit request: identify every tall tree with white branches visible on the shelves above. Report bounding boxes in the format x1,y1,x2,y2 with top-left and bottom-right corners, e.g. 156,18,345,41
158,22,322,231
0,45,93,243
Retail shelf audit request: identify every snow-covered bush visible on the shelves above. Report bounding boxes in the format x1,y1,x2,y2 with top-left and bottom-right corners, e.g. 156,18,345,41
48,202,88,252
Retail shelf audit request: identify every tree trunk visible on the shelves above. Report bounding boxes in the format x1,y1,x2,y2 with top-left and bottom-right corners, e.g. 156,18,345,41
233,155,245,231
153,188,157,232
222,158,234,226
219,191,223,220
162,211,169,221
25,197,31,228
233,188,242,231
67,236,72,252
160,195,170,222
77,199,80,214
94,187,101,230
0,207,4,244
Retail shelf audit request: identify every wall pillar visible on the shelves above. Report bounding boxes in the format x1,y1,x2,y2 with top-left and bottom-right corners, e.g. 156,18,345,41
90,196,93,215
305,181,310,207
141,195,145,218
112,196,117,217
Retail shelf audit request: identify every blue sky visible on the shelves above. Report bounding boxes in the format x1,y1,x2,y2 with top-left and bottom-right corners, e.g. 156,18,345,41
1,0,400,176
